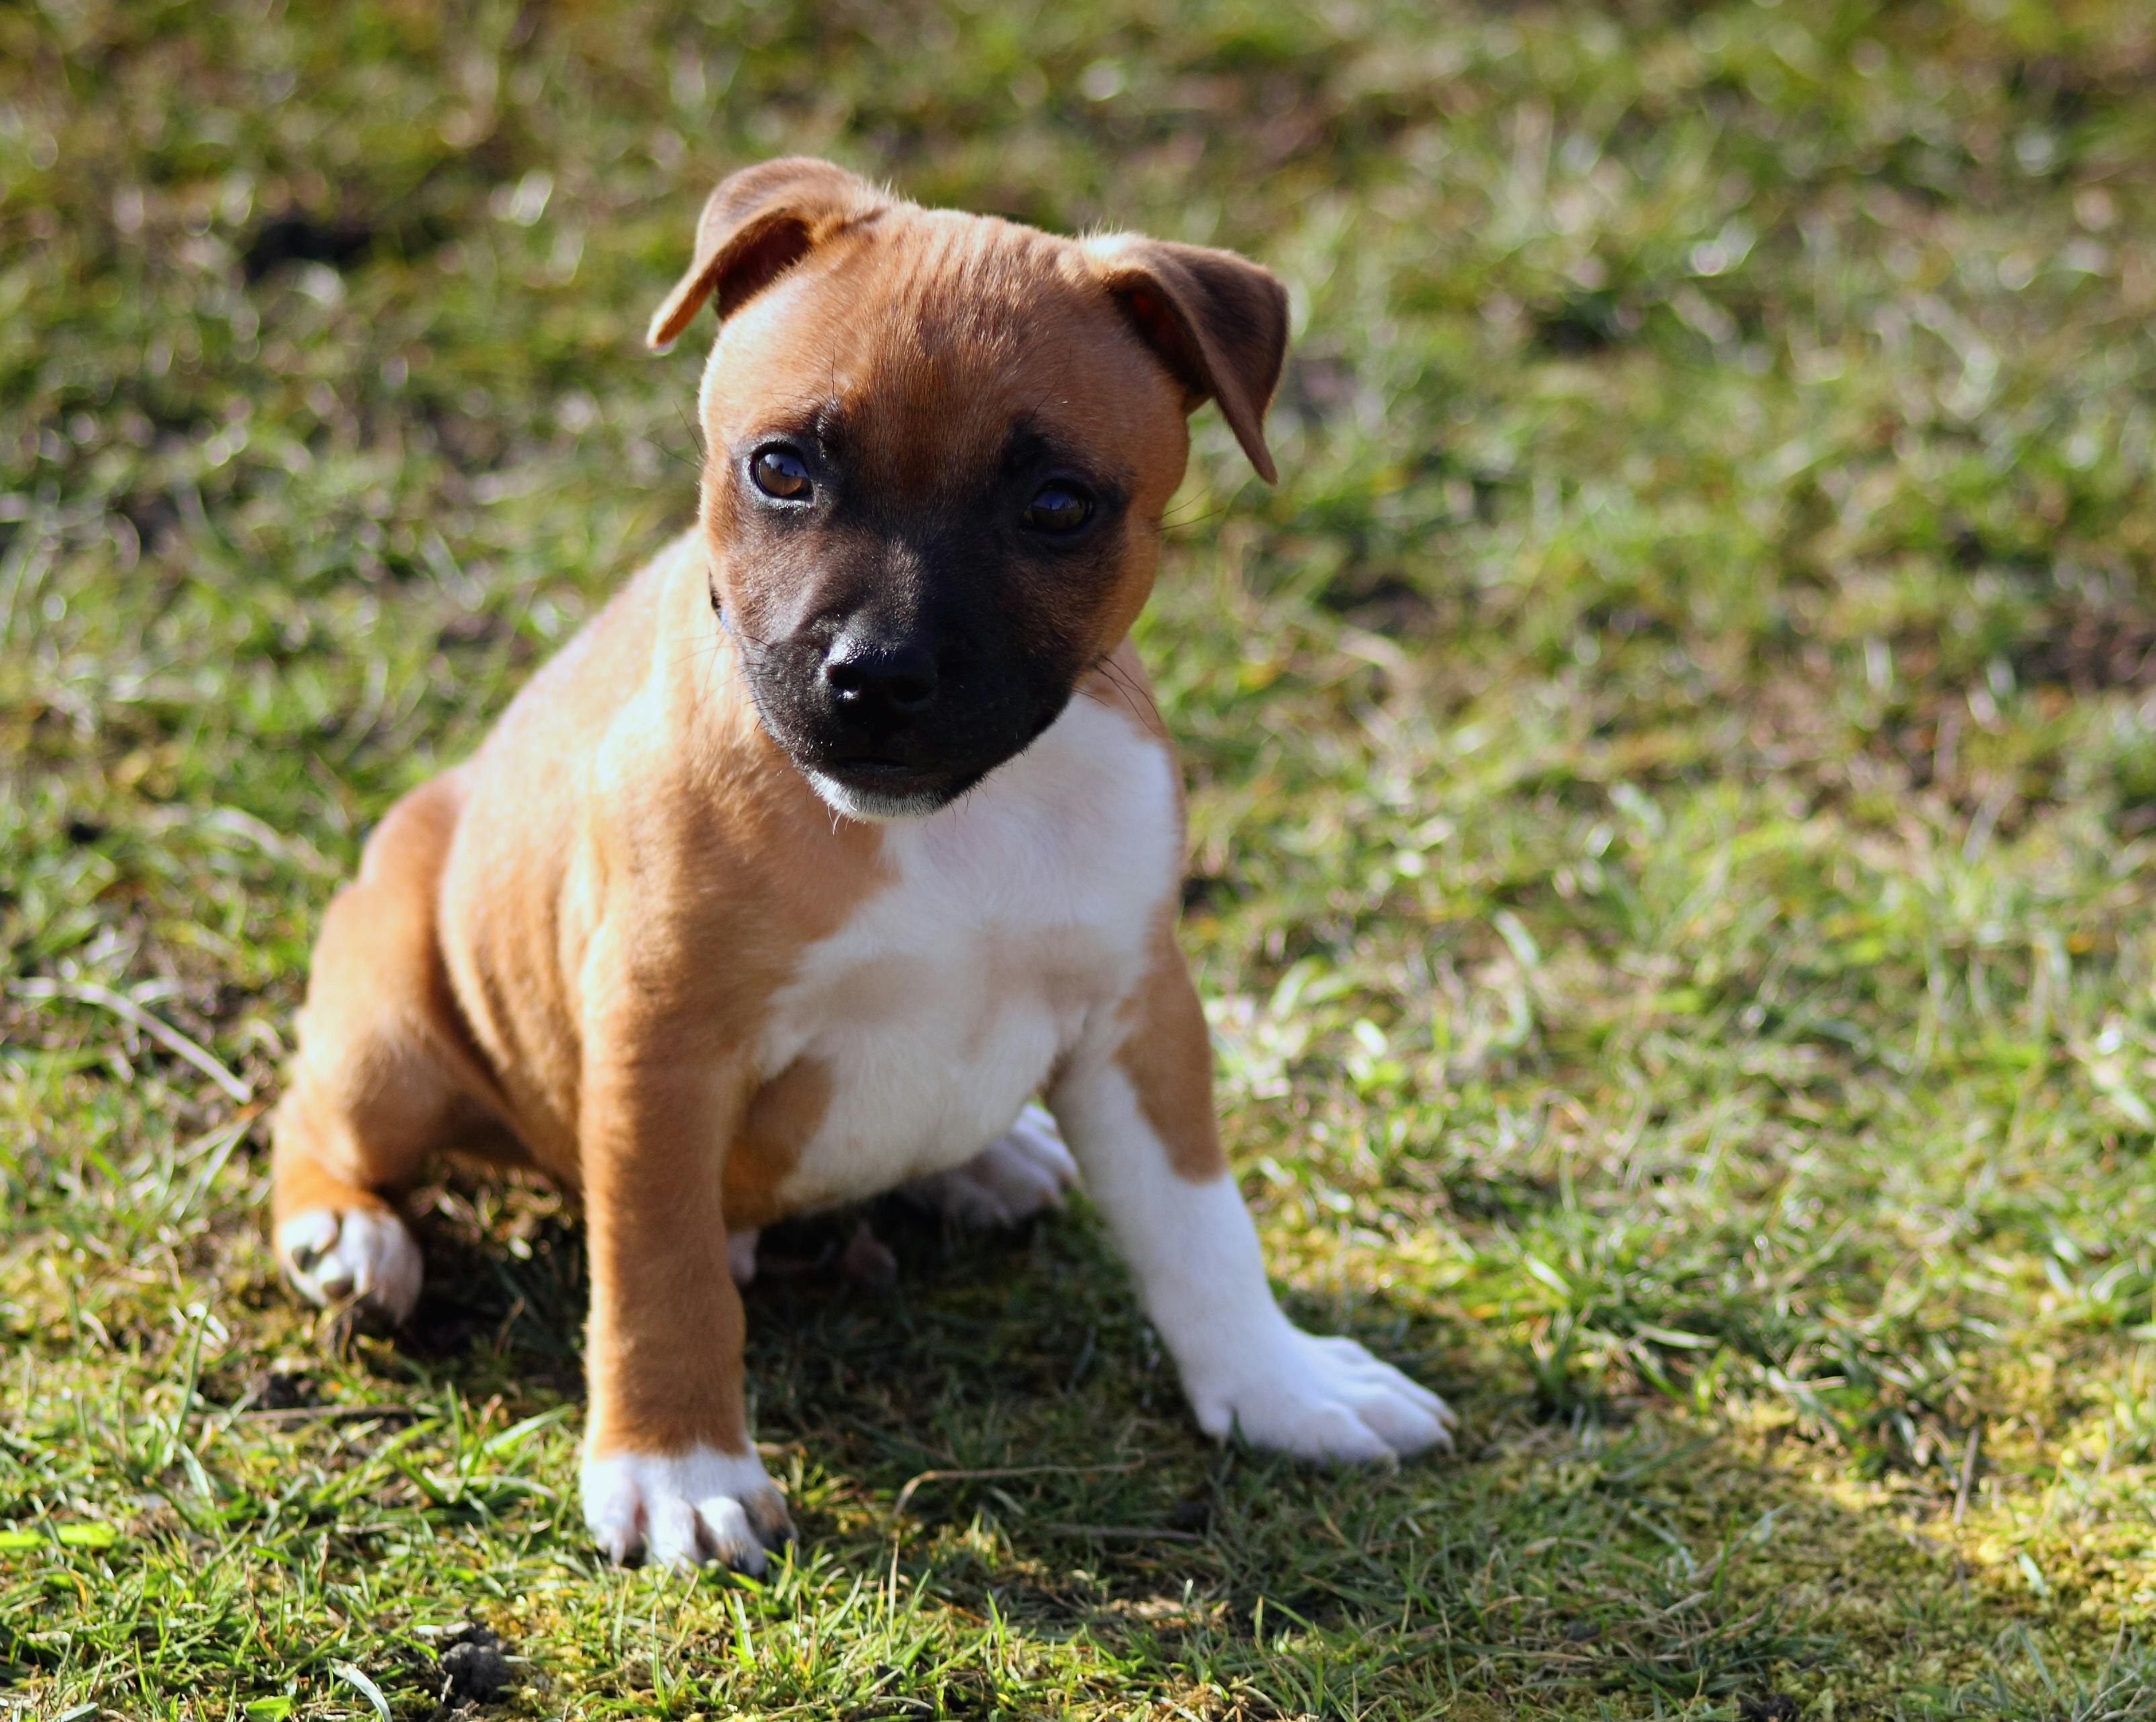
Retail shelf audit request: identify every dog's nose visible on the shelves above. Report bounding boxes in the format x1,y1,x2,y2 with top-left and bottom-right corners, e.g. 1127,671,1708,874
822,638,939,717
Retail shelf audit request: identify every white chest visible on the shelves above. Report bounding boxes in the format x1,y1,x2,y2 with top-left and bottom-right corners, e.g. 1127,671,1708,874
754,695,1181,1212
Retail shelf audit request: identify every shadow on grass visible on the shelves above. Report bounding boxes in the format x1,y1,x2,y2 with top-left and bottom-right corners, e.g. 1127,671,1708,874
327,1174,2151,1719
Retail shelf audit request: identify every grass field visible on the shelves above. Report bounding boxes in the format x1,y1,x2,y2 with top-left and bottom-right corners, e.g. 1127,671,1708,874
7,1,2156,1715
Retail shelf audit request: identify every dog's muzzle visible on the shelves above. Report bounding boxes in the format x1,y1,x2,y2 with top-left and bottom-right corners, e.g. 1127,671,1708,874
738,619,1064,821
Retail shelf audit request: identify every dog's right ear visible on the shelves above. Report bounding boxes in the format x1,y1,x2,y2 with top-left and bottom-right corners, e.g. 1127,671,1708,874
647,159,883,351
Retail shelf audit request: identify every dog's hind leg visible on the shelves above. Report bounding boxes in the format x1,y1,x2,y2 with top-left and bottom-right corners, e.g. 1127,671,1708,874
900,1104,1078,1228
271,771,498,1324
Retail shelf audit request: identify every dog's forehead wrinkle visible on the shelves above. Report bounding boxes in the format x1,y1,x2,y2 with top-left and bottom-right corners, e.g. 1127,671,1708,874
999,415,1128,492
709,222,1180,505
851,222,1109,376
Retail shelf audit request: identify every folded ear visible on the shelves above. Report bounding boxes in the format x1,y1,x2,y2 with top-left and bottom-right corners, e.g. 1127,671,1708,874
1084,236,1290,483
647,158,884,351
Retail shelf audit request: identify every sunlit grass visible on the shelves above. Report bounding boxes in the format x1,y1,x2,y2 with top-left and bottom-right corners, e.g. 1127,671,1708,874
6,1,2156,1715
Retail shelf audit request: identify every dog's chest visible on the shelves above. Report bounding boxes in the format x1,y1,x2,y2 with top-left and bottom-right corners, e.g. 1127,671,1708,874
752,697,1178,1212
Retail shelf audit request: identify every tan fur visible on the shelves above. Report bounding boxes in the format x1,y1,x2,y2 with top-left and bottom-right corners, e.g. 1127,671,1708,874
271,771,519,1232
726,1055,831,1230
1077,647,1225,1182
270,161,1284,1479
1113,908,1230,1182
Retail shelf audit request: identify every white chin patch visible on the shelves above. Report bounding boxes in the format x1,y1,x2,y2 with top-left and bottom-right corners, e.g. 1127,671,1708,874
804,769,947,824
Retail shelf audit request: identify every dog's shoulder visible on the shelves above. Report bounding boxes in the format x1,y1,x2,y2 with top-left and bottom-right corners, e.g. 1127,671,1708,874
478,532,708,785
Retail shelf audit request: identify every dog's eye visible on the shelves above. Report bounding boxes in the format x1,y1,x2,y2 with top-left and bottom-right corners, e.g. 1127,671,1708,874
1022,482,1092,536
750,446,812,501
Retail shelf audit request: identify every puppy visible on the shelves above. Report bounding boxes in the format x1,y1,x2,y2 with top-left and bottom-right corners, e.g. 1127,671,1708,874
270,159,1453,1571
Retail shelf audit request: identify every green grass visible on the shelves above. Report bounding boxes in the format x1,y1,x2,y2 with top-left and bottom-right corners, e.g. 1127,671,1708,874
7,0,2156,1715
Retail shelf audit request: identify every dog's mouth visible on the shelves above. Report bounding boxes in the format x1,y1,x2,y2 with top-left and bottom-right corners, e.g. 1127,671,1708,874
778,692,1076,822
802,755,967,822
825,755,955,797
828,763,948,789
727,621,1076,824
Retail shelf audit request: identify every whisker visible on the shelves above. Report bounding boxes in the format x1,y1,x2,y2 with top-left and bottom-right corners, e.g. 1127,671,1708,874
1162,503,1230,536
654,401,707,475
1090,651,1163,734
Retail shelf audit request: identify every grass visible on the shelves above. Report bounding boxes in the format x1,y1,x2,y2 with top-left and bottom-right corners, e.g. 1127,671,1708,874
5,0,2156,1714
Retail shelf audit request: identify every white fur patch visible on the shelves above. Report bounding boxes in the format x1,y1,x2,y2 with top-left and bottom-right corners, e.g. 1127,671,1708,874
1049,1063,1455,1461
1184,1321,1457,1462
580,1443,793,1572
276,1207,423,1324
803,768,945,823
760,696,1180,1215
902,1102,1078,1227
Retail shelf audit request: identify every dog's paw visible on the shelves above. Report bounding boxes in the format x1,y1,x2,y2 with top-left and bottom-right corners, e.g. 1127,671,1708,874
1187,1326,1456,1462
276,1206,422,1324
904,1103,1078,1228
728,1227,760,1286
580,1445,794,1574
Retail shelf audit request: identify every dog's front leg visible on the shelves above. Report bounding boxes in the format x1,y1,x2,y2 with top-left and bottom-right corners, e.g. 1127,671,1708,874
576,1051,793,1571
1051,943,1457,1461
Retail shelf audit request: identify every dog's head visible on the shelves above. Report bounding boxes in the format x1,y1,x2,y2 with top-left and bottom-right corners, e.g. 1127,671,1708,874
650,158,1288,820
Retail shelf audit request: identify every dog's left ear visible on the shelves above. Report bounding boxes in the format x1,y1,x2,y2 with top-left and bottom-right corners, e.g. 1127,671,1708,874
648,157,884,351
1085,236,1290,484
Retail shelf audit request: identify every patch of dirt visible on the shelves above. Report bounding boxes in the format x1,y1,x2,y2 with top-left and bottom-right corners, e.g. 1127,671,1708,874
1316,568,1438,636
2013,603,2156,693
253,1365,316,1411
419,1622,517,1717
437,1623,512,1706
1530,289,1643,354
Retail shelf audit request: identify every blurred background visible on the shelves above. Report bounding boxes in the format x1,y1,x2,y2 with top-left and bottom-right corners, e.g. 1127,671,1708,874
6,3,2156,1717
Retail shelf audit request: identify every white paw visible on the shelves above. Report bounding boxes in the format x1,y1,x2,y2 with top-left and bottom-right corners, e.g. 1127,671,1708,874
903,1103,1078,1228
728,1227,760,1286
276,1207,423,1324
1186,1325,1456,1462
581,1445,794,1573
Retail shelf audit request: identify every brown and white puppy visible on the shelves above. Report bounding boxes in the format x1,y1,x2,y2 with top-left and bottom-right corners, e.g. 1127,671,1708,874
269,159,1453,1572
